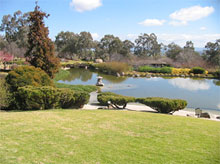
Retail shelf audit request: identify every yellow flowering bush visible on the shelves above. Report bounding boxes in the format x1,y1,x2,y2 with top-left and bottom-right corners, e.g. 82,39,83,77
172,68,191,74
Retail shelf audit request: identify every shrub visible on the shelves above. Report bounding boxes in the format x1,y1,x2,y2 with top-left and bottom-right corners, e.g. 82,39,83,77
190,67,206,74
94,62,130,74
98,92,135,109
136,97,187,114
58,88,76,109
6,66,54,92
14,86,90,110
0,78,10,109
138,66,172,74
16,86,60,110
73,91,90,108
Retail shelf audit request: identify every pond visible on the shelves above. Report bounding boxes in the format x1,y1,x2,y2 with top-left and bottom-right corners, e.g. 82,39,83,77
58,68,220,113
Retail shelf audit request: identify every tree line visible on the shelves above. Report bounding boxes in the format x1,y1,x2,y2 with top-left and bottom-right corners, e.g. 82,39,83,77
0,10,219,68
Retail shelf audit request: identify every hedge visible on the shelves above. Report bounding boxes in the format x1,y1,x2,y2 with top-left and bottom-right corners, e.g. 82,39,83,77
138,66,172,74
97,92,135,109
136,97,187,113
190,67,206,74
15,86,90,110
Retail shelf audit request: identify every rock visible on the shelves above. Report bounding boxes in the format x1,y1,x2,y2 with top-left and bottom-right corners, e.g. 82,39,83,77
95,59,103,63
116,72,121,77
121,72,125,76
146,74,151,78
200,112,210,119
133,74,140,78
216,116,220,119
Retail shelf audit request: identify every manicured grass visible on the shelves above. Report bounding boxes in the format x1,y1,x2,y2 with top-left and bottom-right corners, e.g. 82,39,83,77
0,110,219,164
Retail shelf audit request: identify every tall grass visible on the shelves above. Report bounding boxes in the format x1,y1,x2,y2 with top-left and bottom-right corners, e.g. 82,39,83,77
95,62,131,74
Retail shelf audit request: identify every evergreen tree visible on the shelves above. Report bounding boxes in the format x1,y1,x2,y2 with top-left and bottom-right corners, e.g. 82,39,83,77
25,4,60,78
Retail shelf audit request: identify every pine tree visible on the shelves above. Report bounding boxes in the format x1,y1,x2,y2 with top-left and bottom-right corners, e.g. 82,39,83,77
25,4,60,78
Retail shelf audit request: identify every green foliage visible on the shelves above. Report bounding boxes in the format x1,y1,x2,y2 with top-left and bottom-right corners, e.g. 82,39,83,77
134,33,161,57
96,35,123,61
95,62,130,74
0,78,10,109
25,5,60,78
0,10,29,48
203,39,220,66
166,42,182,60
73,91,90,108
5,65,54,92
138,66,172,74
55,31,94,60
190,67,206,74
98,92,135,109
56,88,76,109
16,86,59,110
136,97,187,113
15,85,90,110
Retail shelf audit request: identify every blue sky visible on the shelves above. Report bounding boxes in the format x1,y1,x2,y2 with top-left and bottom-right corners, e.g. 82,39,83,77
0,0,220,47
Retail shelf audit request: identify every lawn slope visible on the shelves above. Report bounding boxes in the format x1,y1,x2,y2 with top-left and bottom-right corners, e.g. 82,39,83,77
0,110,219,164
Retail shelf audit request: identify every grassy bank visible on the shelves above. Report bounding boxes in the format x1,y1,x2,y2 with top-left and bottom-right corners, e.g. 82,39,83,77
0,110,219,164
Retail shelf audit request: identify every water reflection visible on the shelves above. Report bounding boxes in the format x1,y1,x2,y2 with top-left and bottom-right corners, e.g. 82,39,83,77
64,68,93,82
213,80,220,86
97,72,127,83
58,68,220,111
168,78,210,91
64,68,127,83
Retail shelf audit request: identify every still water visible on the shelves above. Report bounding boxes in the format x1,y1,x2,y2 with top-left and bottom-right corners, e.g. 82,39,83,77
58,68,220,112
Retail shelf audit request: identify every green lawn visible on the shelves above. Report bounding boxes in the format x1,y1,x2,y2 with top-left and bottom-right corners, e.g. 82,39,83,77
0,110,219,164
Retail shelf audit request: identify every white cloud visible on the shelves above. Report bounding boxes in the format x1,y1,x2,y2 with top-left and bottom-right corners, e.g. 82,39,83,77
91,33,100,40
200,27,207,31
169,5,214,25
169,78,210,91
125,33,220,47
158,33,220,47
139,19,166,26
70,0,102,12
